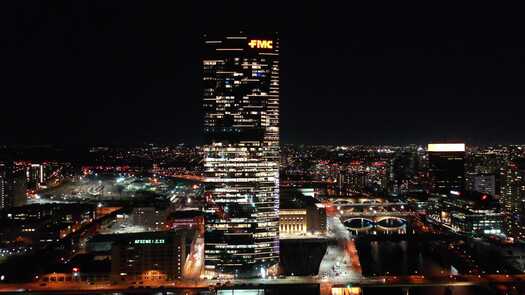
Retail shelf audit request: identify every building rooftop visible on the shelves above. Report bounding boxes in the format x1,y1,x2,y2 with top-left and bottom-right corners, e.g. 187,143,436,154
167,210,203,220
280,188,320,210
88,229,190,245
444,191,500,211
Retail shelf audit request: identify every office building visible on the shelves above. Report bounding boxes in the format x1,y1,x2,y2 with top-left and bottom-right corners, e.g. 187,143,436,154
428,142,466,195
0,162,13,209
467,173,496,196
500,158,525,239
389,151,418,195
202,33,280,276
427,191,503,235
85,230,193,282
111,231,192,282
0,162,26,209
26,163,44,192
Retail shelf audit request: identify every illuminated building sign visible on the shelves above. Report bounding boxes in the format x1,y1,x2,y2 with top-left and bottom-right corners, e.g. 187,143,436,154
428,143,465,152
134,239,165,245
248,40,273,49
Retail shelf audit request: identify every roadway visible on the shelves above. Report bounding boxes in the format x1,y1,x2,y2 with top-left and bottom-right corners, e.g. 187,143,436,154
4,274,525,293
182,237,204,279
318,216,363,283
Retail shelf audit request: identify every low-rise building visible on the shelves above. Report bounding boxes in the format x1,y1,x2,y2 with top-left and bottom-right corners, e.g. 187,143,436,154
0,203,95,248
87,230,195,282
279,189,327,236
427,191,503,235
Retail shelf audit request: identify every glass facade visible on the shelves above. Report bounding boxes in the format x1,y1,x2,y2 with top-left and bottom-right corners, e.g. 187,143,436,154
202,33,280,276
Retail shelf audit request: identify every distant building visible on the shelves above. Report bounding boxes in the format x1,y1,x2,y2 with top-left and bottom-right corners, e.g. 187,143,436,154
428,142,466,194
389,151,418,195
0,203,95,248
467,173,496,196
500,158,525,240
0,162,13,209
26,163,44,192
501,158,525,213
427,191,503,235
130,207,166,231
0,162,26,209
279,189,327,235
338,171,367,193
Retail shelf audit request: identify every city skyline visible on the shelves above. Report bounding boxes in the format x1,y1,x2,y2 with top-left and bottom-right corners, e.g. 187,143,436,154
4,3,525,293
3,2,525,145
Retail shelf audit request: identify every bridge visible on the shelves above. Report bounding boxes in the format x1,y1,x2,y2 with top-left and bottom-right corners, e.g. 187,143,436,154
330,199,409,217
332,198,407,207
340,212,414,233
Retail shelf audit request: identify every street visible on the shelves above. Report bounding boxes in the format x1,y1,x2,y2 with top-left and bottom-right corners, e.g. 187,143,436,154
319,216,363,282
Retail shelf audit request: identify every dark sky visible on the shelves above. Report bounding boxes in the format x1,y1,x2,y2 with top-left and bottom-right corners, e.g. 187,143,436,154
2,2,525,145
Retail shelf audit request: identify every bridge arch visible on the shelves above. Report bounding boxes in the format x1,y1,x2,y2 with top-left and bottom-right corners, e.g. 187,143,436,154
343,218,375,231
375,216,407,230
342,215,409,232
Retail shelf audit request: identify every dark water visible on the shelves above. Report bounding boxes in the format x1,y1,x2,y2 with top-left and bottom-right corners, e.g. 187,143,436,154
356,239,448,276
279,239,327,275
356,239,503,295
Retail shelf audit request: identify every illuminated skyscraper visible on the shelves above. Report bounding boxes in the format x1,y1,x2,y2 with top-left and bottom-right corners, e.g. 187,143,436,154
0,162,11,209
202,33,280,276
428,142,466,195
26,163,44,192
0,162,25,209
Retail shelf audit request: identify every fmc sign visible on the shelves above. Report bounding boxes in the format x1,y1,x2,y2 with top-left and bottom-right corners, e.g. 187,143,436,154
248,39,273,49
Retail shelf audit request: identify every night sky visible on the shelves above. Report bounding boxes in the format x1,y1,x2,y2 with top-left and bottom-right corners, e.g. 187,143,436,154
2,2,525,145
